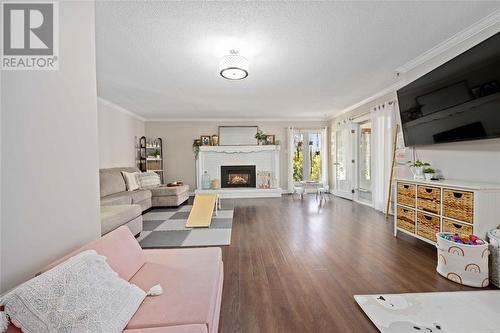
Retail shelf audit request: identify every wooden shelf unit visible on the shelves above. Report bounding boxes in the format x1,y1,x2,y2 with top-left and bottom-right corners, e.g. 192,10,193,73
394,178,500,244
137,136,164,183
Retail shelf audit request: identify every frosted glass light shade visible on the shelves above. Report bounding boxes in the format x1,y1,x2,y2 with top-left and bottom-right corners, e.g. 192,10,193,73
219,53,249,80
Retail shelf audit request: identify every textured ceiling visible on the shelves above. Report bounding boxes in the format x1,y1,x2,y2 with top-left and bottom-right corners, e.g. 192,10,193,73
95,1,500,120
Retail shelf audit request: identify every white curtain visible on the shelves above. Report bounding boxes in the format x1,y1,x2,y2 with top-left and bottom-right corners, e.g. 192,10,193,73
287,126,295,193
371,102,396,213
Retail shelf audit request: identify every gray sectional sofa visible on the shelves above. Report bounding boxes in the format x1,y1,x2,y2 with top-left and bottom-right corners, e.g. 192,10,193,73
99,167,189,236
100,167,153,211
101,204,142,236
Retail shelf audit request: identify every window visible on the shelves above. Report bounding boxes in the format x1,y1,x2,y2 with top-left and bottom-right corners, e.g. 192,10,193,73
292,130,324,183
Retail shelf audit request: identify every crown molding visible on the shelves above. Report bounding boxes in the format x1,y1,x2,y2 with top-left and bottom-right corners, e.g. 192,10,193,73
329,81,405,121
146,117,329,122
395,9,500,74
330,10,500,121
97,97,146,121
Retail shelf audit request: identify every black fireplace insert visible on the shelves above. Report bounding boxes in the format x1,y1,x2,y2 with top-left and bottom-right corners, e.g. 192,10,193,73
221,165,256,188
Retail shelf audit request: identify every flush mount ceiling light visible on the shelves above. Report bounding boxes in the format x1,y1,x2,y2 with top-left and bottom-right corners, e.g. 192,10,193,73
219,49,249,80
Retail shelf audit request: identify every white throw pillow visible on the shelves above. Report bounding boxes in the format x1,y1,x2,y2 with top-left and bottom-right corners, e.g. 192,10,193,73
136,172,161,188
1,250,145,333
122,171,140,191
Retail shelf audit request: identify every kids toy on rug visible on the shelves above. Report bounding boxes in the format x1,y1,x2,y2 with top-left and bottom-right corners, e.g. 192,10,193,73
436,232,489,288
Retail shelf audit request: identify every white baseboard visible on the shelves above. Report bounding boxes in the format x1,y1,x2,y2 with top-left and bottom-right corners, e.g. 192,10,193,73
194,188,283,199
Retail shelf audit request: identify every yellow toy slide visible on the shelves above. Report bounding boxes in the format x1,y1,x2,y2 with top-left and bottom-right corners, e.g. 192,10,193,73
186,194,220,228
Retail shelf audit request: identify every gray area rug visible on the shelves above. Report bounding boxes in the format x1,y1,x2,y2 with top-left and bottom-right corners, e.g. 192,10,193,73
138,200,234,248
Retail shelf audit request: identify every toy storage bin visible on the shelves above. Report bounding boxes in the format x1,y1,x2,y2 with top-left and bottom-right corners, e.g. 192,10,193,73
487,230,500,288
436,232,489,287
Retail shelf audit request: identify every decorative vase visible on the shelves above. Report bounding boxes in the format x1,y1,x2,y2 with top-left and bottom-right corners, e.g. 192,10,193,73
410,166,425,180
424,173,434,181
211,135,219,146
202,171,211,189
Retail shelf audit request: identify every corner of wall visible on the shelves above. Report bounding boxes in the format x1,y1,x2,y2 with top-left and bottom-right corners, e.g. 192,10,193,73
97,97,145,169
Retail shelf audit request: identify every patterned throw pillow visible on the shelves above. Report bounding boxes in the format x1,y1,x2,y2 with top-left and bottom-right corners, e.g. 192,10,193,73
1,250,145,333
136,172,161,188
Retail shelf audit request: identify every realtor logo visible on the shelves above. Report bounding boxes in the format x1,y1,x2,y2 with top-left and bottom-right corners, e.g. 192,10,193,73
2,2,58,70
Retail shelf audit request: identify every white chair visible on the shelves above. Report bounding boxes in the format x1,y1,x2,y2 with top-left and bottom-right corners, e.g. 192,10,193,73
316,183,330,203
293,185,305,200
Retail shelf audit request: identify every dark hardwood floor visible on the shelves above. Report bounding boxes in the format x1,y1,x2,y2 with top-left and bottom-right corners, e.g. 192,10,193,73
218,195,477,333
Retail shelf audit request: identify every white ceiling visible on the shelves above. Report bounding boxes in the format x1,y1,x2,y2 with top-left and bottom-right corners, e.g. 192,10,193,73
95,1,500,120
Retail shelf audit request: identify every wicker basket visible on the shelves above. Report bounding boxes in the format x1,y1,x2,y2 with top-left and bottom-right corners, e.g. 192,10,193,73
442,219,473,238
397,183,416,207
417,185,441,215
417,212,440,242
443,189,474,224
397,206,416,233
146,160,161,170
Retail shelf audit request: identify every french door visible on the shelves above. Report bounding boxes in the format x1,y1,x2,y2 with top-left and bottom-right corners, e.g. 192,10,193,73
332,125,354,200
356,120,372,204
332,119,373,204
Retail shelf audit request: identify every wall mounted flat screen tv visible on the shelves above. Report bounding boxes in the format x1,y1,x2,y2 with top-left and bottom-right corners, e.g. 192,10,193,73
397,32,500,147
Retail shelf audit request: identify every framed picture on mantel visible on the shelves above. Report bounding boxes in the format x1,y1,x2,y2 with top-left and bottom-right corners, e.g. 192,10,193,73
218,126,258,146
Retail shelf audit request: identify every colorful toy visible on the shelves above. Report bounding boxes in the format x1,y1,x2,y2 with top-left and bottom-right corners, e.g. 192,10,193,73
439,233,485,245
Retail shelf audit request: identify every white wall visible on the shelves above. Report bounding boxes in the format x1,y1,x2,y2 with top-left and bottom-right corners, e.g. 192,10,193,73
1,1,100,292
98,98,145,168
0,71,3,290
145,120,328,190
330,22,500,186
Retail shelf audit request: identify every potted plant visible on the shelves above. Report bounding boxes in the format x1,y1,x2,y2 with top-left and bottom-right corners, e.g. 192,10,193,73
407,160,430,180
255,130,267,145
192,139,202,158
423,167,435,181
150,149,161,159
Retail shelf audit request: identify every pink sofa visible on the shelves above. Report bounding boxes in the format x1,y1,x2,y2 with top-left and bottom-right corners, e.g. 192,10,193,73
6,226,223,333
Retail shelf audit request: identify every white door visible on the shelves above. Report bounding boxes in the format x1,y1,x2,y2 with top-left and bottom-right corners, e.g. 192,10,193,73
332,126,354,200
355,120,373,205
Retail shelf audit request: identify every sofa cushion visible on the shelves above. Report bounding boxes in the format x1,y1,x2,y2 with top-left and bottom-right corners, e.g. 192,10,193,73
137,172,161,188
123,171,140,191
101,205,142,235
3,250,146,333
100,167,140,197
101,189,151,207
126,248,222,330
101,192,133,206
130,189,152,204
148,184,189,197
42,226,145,282
124,325,207,333
151,191,189,207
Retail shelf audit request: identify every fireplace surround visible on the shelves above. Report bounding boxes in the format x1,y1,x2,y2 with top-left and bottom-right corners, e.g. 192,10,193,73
221,165,256,188
195,145,281,198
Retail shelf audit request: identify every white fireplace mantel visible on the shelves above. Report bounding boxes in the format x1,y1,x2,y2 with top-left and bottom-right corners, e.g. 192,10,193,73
195,145,281,198
199,145,279,153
